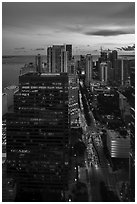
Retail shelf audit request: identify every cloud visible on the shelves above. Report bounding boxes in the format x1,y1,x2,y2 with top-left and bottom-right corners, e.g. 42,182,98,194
36,33,50,36
14,47,25,50
112,3,135,19
3,3,135,55
84,29,132,36
64,25,83,33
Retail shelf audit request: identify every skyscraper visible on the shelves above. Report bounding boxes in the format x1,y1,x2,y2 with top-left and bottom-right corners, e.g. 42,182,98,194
100,62,108,83
129,59,135,87
7,71,71,200
112,50,118,67
35,54,42,73
100,50,108,62
114,59,130,86
69,74,79,127
108,50,118,67
47,47,52,72
52,45,65,73
66,44,72,61
85,54,93,86
47,44,72,73
61,50,68,72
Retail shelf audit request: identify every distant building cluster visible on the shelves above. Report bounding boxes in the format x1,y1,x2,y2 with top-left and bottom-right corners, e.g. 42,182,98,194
2,44,135,202
77,49,135,88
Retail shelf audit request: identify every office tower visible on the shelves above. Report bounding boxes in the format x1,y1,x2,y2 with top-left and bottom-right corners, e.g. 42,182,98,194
69,58,76,74
129,107,135,201
85,54,92,86
69,74,79,127
114,59,122,85
7,71,70,200
35,54,42,73
61,50,68,72
52,45,65,73
100,62,108,83
129,59,135,87
107,61,114,84
66,44,72,61
108,50,117,68
47,47,52,72
77,55,86,73
119,92,131,123
47,44,72,73
100,50,107,62
112,50,118,66
108,52,113,62
114,59,130,86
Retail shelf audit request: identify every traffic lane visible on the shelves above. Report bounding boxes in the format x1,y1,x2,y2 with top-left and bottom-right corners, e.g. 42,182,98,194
89,133,118,189
89,165,103,202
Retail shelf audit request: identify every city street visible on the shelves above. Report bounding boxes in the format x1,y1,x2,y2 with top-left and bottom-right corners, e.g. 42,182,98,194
79,87,120,201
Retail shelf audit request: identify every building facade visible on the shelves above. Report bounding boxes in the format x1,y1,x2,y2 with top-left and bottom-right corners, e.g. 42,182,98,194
85,54,93,86
106,130,130,158
6,72,70,197
100,62,108,83
47,44,72,73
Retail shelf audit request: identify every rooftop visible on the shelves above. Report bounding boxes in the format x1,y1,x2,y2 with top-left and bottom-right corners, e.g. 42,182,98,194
107,129,130,140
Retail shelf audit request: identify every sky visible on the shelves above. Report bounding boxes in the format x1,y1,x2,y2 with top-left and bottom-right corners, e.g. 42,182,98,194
2,2,135,55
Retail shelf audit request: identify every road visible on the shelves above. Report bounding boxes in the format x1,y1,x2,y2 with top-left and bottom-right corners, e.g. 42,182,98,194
79,84,120,201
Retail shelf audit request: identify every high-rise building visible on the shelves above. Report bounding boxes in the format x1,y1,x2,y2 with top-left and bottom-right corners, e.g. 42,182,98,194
85,54,93,86
100,62,108,83
112,50,118,66
61,50,68,72
114,59,130,86
107,61,114,83
129,107,135,201
69,74,79,127
108,50,117,68
129,59,135,87
52,45,65,73
47,47,52,73
100,50,107,62
47,44,72,73
66,44,72,61
7,71,71,200
35,54,42,73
